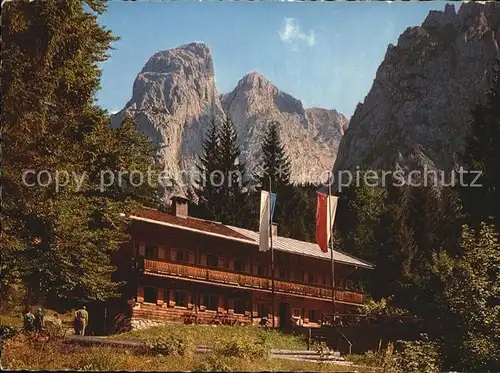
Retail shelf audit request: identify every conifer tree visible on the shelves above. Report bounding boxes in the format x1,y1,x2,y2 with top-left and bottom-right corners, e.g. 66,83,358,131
1,0,158,304
194,117,222,221
255,121,291,191
460,61,500,229
252,121,292,231
218,116,250,226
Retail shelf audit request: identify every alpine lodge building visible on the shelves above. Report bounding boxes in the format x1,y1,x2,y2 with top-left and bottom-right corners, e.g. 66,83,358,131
110,196,373,331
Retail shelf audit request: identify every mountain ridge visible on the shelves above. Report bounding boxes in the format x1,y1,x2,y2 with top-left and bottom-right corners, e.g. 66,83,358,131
332,2,500,186
112,44,348,195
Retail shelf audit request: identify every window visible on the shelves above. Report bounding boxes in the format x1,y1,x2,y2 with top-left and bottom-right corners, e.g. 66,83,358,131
175,290,189,307
292,308,301,317
145,245,157,259
257,264,267,276
279,268,288,280
201,294,218,311
308,273,314,283
308,309,319,323
207,255,218,267
257,303,267,317
143,286,157,303
297,271,305,282
163,289,170,303
176,250,187,263
324,276,330,286
234,299,245,314
234,260,245,272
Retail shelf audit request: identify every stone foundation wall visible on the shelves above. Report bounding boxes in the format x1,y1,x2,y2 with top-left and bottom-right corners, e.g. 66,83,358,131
130,318,166,330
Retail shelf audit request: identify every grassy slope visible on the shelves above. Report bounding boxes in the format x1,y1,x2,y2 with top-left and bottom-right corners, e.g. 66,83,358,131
1,337,371,372
115,323,309,350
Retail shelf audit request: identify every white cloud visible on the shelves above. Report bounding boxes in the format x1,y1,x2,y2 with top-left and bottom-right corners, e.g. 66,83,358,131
109,109,120,115
279,17,317,51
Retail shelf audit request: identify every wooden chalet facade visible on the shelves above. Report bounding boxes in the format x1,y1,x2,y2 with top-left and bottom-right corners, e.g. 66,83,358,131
111,197,373,330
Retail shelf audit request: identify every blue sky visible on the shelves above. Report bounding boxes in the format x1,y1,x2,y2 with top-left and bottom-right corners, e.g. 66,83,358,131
97,1,455,117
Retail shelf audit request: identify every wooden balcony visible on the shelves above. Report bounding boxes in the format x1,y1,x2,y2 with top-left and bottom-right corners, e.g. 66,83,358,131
143,259,363,305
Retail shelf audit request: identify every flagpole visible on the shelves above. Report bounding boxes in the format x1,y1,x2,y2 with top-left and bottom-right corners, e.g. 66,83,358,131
329,175,336,326
269,176,275,329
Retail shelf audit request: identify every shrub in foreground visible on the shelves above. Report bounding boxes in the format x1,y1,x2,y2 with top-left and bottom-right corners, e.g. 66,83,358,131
395,338,440,373
145,332,194,357
213,334,268,359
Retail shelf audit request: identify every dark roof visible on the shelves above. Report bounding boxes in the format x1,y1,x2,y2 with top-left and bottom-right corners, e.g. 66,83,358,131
133,207,250,241
130,207,373,269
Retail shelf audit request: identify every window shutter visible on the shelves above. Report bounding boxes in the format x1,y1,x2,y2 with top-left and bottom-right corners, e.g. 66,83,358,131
218,258,225,268
137,286,144,303
252,264,258,274
201,254,207,266
170,248,177,261
218,295,225,309
228,260,234,271
158,246,165,260
157,288,164,305
228,298,235,310
188,251,195,264
244,260,250,273
139,243,145,256
303,272,308,282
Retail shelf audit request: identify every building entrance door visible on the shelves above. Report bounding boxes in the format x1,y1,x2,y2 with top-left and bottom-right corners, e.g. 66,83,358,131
279,302,290,329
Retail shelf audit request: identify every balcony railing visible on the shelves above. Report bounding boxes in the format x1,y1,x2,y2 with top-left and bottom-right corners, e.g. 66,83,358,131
143,259,363,304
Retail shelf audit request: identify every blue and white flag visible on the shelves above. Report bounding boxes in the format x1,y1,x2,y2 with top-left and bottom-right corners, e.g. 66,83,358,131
270,192,277,223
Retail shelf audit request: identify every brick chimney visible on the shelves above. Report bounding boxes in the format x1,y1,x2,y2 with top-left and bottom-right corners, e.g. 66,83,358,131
171,195,189,218
271,223,278,237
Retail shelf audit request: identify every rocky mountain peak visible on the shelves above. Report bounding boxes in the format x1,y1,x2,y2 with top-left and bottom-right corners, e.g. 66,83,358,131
332,2,500,185
113,42,349,195
238,71,270,88
140,42,213,76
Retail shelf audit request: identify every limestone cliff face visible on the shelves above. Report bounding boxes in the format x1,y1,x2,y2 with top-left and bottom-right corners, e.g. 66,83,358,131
112,44,348,193
111,43,225,195
221,72,348,184
333,3,500,183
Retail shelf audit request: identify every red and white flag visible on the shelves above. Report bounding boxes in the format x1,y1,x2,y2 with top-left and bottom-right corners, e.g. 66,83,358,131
315,192,339,252
259,191,271,252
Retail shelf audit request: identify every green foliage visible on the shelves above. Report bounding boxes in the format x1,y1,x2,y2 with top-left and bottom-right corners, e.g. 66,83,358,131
460,61,500,229
394,338,440,373
73,348,130,371
218,116,251,227
362,297,411,317
334,181,387,263
145,331,194,357
254,121,291,191
430,223,499,371
0,325,18,341
195,118,223,221
1,0,158,305
193,354,231,372
361,342,398,373
194,116,250,226
118,324,308,351
213,334,268,359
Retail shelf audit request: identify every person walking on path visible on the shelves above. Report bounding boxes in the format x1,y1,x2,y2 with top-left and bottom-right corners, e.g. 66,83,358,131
75,306,89,336
34,308,44,333
23,309,35,334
